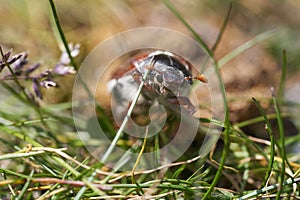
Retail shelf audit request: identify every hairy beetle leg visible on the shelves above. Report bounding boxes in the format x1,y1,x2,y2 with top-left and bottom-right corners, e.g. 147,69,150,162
167,96,196,114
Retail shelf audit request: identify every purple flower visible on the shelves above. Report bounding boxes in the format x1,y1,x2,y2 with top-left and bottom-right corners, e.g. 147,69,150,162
0,50,24,72
53,63,76,75
25,63,41,77
40,80,57,89
12,52,28,71
37,70,52,79
32,78,42,99
1,43,79,100
59,43,80,65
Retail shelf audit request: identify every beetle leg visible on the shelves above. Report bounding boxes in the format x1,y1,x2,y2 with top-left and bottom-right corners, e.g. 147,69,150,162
160,86,167,94
166,96,196,114
145,64,155,70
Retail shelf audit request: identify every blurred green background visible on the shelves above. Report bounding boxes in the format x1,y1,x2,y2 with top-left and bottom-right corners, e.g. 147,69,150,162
1,0,299,64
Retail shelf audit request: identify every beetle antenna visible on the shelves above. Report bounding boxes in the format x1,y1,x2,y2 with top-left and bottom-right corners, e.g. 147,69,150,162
194,74,208,83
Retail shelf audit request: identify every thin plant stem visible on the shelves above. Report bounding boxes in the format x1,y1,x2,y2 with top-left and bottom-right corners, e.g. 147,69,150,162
216,29,276,71
252,97,275,187
272,87,286,200
197,2,233,73
75,65,149,197
74,171,97,200
2,172,16,197
16,170,34,200
238,177,300,200
131,126,149,195
162,0,212,58
211,3,233,52
101,141,141,183
48,0,115,135
278,50,287,101
101,69,150,163
161,1,230,199
235,113,290,128
278,51,294,175
48,0,78,70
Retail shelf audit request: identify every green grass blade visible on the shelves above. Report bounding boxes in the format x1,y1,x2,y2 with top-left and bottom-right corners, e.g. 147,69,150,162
48,0,78,70
278,50,287,102
48,0,115,136
161,1,230,199
271,87,286,200
238,177,300,200
252,97,275,187
101,69,150,163
131,127,149,195
74,171,96,200
16,170,34,200
211,3,233,52
162,0,213,58
218,29,277,67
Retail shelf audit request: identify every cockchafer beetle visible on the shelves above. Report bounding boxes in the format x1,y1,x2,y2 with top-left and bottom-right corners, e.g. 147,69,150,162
107,50,207,115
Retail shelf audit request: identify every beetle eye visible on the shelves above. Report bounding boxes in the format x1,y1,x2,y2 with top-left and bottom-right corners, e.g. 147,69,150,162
183,76,193,85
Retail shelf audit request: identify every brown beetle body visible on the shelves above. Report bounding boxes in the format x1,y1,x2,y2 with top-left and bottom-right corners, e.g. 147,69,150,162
108,50,207,116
